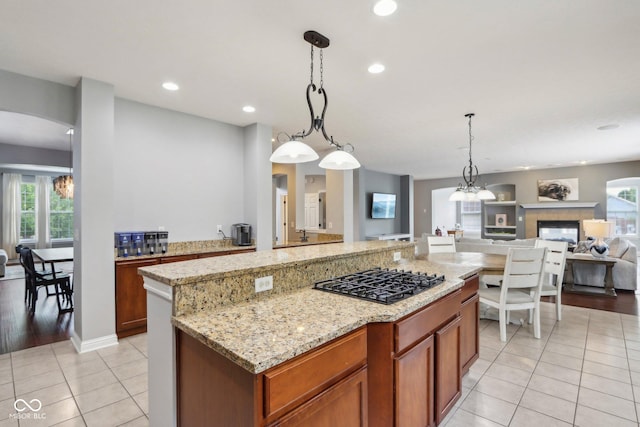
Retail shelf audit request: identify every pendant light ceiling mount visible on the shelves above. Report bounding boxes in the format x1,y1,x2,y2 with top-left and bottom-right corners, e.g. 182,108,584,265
53,128,74,199
449,113,495,201
269,31,361,170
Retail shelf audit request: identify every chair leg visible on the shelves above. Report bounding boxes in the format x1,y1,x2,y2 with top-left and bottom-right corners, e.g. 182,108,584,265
556,289,562,321
533,304,541,339
55,278,73,314
499,309,507,342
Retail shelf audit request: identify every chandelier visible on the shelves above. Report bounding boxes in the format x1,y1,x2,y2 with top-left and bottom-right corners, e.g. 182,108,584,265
53,128,74,199
449,114,495,201
269,31,361,170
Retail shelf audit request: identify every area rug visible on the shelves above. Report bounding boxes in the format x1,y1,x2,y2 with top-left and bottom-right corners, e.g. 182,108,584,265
0,265,24,281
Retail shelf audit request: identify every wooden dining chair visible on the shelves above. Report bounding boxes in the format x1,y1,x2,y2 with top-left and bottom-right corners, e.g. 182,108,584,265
478,247,547,342
427,236,456,253
19,247,73,314
531,239,568,321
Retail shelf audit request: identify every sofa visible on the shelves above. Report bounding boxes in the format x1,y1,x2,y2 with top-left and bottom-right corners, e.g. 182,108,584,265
415,234,536,256
0,249,7,277
572,237,637,291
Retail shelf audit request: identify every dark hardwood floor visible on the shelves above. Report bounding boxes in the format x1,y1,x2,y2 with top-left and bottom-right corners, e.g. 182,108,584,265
0,275,74,355
542,288,640,316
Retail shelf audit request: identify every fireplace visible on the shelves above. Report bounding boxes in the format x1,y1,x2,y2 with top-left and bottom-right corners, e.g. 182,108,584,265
537,220,580,246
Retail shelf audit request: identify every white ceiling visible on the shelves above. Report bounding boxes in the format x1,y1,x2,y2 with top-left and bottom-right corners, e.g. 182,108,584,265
1,0,639,180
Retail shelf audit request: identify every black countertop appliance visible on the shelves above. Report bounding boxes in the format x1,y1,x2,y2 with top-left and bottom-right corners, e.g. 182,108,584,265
231,223,252,246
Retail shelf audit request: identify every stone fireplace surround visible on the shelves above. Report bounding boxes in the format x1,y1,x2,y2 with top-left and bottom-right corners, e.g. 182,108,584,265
520,202,599,241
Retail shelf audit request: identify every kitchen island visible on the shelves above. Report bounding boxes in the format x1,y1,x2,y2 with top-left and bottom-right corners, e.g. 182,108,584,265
139,241,480,427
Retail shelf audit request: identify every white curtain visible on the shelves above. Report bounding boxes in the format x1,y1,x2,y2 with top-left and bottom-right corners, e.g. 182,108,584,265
36,175,52,249
2,173,22,258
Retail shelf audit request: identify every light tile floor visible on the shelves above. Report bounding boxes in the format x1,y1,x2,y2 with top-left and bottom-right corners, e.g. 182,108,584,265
443,301,640,427
2,301,640,426
0,334,148,427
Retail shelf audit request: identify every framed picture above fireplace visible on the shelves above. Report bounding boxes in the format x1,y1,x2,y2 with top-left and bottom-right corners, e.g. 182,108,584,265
537,178,579,201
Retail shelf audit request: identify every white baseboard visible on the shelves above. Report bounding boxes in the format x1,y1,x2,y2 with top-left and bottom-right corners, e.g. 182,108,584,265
71,332,118,353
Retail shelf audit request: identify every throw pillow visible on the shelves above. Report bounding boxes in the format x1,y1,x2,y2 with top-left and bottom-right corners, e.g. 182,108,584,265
607,237,629,259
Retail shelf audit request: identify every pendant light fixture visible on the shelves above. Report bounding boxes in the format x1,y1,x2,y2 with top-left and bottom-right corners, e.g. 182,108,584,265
53,128,74,199
449,114,495,201
270,31,361,170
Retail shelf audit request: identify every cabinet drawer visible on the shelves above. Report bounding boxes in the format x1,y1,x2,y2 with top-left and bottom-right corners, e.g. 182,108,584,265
461,274,479,301
395,290,461,353
263,327,367,420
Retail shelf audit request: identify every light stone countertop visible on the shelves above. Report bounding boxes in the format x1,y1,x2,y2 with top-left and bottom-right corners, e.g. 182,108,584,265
115,239,255,262
171,259,481,374
139,240,415,286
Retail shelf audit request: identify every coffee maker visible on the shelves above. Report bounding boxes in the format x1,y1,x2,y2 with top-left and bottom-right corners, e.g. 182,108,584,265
231,223,252,246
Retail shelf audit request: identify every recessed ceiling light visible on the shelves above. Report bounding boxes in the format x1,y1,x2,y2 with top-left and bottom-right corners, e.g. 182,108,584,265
242,105,256,113
368,63,385,74
597,124,619,131
373,0,397,16
162,82,179,91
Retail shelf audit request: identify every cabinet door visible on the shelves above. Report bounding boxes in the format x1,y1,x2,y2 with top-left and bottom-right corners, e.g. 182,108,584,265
115,259,160,338
435,316,461,424
460,293,479,374
394,335,435,427
272,367,368,427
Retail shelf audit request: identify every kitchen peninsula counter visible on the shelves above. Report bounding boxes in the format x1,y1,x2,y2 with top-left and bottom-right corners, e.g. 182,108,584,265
172,258,475,373
139,241,481,426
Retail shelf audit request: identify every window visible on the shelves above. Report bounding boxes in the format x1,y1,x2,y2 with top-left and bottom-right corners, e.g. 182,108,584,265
20,183,36,241
50,188,73,240
461,200,481,237
18,175,74,243
607,180,638,236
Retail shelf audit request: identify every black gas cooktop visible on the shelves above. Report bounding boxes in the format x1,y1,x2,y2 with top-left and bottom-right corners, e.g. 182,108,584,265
313,267,445,305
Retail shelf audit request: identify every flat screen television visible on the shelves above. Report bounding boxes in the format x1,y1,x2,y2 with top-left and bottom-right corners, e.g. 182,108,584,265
371,192,396,219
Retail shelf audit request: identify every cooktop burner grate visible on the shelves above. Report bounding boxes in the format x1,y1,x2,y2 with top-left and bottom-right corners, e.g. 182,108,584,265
313,267,445,305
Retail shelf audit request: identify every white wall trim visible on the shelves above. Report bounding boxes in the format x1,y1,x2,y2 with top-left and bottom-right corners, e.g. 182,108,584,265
71,332,118,353
143,280,173,301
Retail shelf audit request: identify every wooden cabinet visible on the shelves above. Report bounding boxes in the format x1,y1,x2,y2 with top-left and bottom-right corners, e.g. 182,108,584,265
482,184,517,240
368,288,464,427
460,274,480,374
435,316,461,424
394,335,434,427
176,327,367,427
115,258,160,338
115,248,255,338
268,367,367,427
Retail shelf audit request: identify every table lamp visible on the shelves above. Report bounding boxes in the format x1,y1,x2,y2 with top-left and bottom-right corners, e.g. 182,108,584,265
582,219,615,258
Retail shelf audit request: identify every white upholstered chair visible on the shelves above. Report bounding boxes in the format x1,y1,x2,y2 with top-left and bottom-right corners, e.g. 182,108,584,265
531,239,568,321
478,247,547,342
426,236,456,253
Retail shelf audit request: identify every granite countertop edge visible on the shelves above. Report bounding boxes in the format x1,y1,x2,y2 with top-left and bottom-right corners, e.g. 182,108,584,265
115,244,255,262
172,259,477,374
139,241,415,287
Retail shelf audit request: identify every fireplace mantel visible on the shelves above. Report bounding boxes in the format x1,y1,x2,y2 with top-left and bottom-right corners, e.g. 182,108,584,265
522,203,598,240
520,202,599,209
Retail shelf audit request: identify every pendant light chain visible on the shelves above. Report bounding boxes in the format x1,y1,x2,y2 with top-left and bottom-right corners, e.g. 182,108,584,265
319,49,324,90
309,45,314,86
468,114,474,167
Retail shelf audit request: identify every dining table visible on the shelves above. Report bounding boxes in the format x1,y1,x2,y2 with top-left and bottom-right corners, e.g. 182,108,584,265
32,247,74,279
32,247,74,313
423,252,507,275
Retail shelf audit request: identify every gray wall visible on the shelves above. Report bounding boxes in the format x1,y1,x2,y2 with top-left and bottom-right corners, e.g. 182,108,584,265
358,168,403,238
113,98,246,241
0,69,76,125
414,161,640,238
